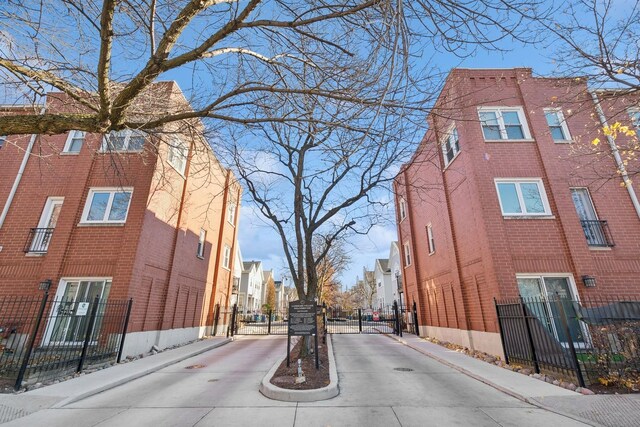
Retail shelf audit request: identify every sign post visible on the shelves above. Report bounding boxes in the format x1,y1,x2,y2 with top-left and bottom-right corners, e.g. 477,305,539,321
287,301,319,369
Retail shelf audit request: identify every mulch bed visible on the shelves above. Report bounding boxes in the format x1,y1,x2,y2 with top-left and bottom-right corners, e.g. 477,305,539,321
270,334,330,390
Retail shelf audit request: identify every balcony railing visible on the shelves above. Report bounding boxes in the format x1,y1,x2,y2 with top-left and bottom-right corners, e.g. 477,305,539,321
580,220,615,247
24,228,54,253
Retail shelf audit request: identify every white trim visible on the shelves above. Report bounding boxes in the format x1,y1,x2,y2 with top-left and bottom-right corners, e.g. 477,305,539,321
44,277,112,345
426,224,435,255
403,242,411,267
543,108,572,143
399,198,407,222
478,106,532,141
515,273,590,347
80,187,133,224
167,138,188,176
228,204,237,226
197,228,206,258
62,130,85,154
223,244,231,269
441,125,461,168
494,178,551,216
100,129,146,153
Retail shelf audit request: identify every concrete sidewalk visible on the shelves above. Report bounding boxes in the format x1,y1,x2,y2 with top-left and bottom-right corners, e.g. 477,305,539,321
388,333,640,427
0,336,231,424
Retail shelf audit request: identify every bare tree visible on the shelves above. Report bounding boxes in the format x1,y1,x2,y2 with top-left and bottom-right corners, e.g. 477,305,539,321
0,0,546,138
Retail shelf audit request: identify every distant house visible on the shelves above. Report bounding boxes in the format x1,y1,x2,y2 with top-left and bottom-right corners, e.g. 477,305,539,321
388,241,402,306
239,260,263,313
374,259,393,308
230,246,243,307
273,280,287,312
262,269,274,308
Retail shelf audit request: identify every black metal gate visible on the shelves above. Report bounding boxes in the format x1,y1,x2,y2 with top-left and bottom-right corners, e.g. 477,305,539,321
229,305,289,335
326,302,403,335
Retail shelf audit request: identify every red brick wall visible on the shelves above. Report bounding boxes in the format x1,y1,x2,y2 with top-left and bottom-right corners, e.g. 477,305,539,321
397,68,640,335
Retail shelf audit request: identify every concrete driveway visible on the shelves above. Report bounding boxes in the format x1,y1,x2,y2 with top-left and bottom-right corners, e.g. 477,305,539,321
5,334,590,426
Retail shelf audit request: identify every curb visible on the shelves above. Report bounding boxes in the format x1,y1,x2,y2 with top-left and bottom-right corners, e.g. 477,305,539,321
385,334,601,427
52,337,233,408
260,335,339,402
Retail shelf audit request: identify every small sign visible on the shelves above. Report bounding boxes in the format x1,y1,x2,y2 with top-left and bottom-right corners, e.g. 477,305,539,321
288,302,317,336
75,302,90,316
373,311,379,321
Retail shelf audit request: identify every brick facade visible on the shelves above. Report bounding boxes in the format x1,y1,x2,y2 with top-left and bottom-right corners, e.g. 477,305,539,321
396,68,640,356
0,85,241,355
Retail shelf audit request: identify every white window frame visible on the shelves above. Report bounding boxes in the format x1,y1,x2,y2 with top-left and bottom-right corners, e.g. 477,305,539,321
100,129,146,152
63,130,86,154
80,187,133,224
494,178,551,217
628,108,640,130
399,198,407,221
167,138,188,176
442,125,460,167
478,107,532,141
197,229,206,258
228,203,237,226
43,277,112,345
223,245,231,269
515,273,590,348
0,135,6,149
543,108,572,143
403,243,411,267
427,224,435,254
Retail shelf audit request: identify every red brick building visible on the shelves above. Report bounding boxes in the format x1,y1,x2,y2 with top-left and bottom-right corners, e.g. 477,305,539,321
0,83,241,356
395,68,640,357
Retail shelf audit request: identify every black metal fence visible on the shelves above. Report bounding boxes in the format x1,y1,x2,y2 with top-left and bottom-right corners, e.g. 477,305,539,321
495,295,640,387
325,302,407,335
580,220,615,247
229,306,289,335
0,293,132,390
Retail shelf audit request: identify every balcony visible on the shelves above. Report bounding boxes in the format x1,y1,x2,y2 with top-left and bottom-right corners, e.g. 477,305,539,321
580,220,615,248
24,228,55,254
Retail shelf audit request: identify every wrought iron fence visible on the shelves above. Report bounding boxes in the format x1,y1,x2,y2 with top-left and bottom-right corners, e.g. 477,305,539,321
0,293,132,390
495,294,640,387
231,306,290,335
580,220,615,247
24,228,55,253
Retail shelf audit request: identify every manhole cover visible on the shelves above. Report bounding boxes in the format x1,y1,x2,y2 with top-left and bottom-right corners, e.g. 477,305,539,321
394,367,414,372
185,364,206,369
208,379,219,382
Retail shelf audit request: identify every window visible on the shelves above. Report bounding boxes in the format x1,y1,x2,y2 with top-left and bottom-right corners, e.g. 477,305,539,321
228,204,237,225
629,109,640,130
478,107,531,140
403,243,411,266
427,224,435,254
570,188,613,247
81,188,133,224
45,278,112,344
0,135,6,149
223,245,231,269
101,130,145,152
197,229,206,258
495,179,551,216
442,127,460,166
168,138,188,175
63,130,85,153
517,275,585,345
399,198,407,221
544,109,571,142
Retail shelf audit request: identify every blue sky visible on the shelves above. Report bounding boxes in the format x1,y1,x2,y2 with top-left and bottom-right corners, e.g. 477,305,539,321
237,41,561,287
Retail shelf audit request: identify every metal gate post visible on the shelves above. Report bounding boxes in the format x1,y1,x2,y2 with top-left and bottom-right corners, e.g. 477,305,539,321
554,294,585,387
412,301,419,336
15,291,49,390
229,304,237,337
268,310,272,335
393,301,400,336
78,295,101,373
493,298,510,366
358,309,362,333
519,296,539,373
117,298,133,363
213,303,220,336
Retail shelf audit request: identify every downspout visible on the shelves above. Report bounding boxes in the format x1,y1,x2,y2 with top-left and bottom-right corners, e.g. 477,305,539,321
0,107,45,228
590,90,640,219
